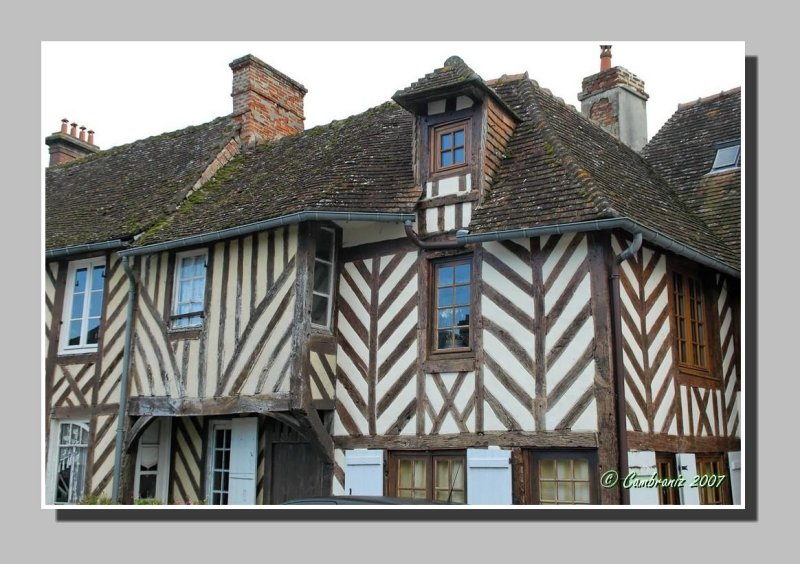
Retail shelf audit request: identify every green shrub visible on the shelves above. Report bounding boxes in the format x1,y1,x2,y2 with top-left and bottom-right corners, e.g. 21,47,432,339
79,495,114,505
133,498,162,505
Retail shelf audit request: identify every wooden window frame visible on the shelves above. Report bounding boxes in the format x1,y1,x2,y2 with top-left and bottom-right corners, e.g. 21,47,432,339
47,420,90,504
387,450,467,503
667,258,721,385
656,452,681,505
170,249,208,330
310,225,337,331
431,119,470,175
59,256,106,355
696,453,731,505
429,254,474,358
526,450,598,505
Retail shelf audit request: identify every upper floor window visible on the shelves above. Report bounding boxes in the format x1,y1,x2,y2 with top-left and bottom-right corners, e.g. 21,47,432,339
171,250,207,329
432,120,469,173
433,257,471,352
311,227,336,329
671,270,710,376
710,141,740,172
60,257,105,354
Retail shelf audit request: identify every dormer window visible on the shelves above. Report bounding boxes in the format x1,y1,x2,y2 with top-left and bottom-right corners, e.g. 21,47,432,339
432,120,469,173
710,141,740,172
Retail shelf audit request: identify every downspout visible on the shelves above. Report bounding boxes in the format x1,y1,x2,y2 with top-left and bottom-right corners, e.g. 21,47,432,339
610,232,642,505
111,255,137,503
404,220,466,250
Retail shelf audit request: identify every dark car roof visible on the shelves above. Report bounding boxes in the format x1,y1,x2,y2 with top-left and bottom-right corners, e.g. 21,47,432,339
280,495,462,505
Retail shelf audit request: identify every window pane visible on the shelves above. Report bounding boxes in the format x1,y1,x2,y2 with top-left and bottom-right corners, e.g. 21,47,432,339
89,291,103,317
451,460,464,488
438,330,453,349
398,460,413,489
414,460,426,489
138,475,157,499
540,460,555,480
71,292,85,319
438,266,453,286
454,263,470,284
540,481,556,502
574,459,589,481
438,309,453,330
193,280,204,302
441,132,453,150
557,459,572,480
311,294,329,326
558,482,574,502
436,460,450,491
454,328,469,347
316,230,334,262
454,147,465,164
453,130,464,147
74,268,87,292
454,285,470,306
178,280,192,302
68,320,82,346
86,318,101,345
314,262,332,294
712,145,740,170
438,287,453,307
92,265,105,290
441,150,453,167
575,482,590,503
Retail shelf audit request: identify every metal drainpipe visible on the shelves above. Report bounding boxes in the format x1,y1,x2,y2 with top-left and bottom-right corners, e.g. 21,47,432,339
111,255,138,503
610,232,642,505
404,220,466,250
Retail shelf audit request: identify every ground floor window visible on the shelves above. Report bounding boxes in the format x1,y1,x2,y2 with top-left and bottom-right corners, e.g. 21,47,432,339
388,451,466,503
51,421,90,504
656,453,681,505
696,453,730,505
528,450,597,504
134,418,171,502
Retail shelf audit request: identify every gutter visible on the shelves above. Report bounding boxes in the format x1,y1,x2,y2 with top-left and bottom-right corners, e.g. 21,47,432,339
455,217,739,278
45,239,127,260
610,232,642,505
111,255,138,503
403,220,465,250
119,211,417,257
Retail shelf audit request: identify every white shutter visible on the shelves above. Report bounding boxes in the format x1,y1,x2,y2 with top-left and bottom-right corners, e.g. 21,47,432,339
344,449,384,495
227,418,258,505
728,451,742,505
466,447,512,505
627,451,659,505
676,452,700,505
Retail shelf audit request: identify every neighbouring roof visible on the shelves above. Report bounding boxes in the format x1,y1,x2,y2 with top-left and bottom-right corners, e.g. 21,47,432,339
133,102,416,246
46,116,236,250
642,88,741,265
467,77,738,271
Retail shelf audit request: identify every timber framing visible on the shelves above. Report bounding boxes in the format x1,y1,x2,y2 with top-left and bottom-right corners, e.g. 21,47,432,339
127,395,292,417
333,430,599,450
627,431,740,453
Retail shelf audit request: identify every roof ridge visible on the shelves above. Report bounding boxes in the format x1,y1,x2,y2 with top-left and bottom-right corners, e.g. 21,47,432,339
677,86,741,110
524,79,617,219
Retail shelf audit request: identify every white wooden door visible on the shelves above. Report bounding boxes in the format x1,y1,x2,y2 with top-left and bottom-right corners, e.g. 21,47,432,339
227,418,258,505
466,447,511,505
344,449,384,495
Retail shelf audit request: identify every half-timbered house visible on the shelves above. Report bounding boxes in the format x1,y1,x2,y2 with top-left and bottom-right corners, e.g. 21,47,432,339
44,47,741,506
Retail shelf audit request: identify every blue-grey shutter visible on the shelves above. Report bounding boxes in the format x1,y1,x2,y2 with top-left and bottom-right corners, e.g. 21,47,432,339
466,447,512,505
344,449,384,496
627,450,659,505
728,451,741,505
228,418,258,505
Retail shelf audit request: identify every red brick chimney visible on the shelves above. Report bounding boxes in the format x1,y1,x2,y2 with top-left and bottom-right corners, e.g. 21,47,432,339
45,118,100,166
578,45,650,152
230,54,307,145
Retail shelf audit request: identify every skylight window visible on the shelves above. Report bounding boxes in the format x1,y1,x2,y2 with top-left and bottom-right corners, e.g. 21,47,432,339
711,143,740,172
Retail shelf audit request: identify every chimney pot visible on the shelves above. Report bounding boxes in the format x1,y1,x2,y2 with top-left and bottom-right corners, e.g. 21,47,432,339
70,122,78,137
88,130,95,145
79,126,87,142
600,45,612,72
60,119,69,134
